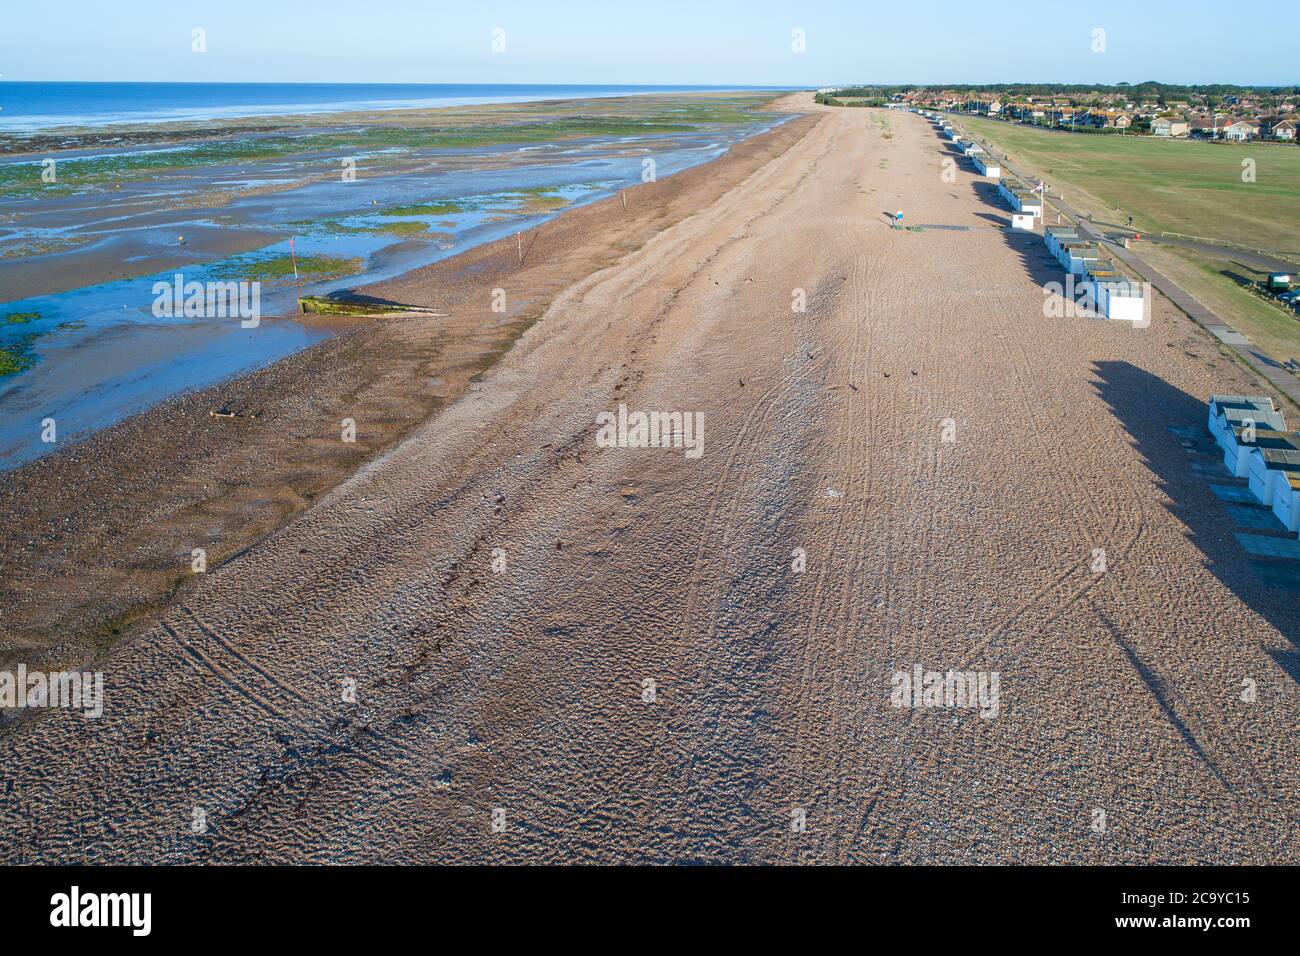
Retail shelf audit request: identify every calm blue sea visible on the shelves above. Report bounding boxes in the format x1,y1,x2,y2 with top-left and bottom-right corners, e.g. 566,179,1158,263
0,82,780,131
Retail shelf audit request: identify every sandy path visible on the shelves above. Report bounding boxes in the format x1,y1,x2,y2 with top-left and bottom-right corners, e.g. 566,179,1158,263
2,96,1297,863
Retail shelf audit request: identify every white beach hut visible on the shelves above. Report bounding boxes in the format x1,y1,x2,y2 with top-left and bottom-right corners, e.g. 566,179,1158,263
1246,447,1300,506
1011,191,1043,217
1208,395,1286,452
1221,426,1295,477
1058,241,1102,274
1270,471,1300,532
1084,277,1147,322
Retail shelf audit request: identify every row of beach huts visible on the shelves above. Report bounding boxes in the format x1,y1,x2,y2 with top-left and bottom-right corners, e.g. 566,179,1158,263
914,108,1147,323
1209,395,1300,532
920,109,1044,210
1043,225,1148,322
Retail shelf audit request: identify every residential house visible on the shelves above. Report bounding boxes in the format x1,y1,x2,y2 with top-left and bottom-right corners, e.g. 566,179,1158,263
1006,103,1045,122
1222,120,1259,141
1151,117,1190,137
1086,110,1132,129
1260,116,1297,141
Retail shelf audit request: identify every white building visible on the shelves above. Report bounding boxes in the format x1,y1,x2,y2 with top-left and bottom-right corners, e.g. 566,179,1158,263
1010,191,1043,217
1222,121,1259,141
1222,426,1253,476
1271,471,1300,531
1057,241,1103,274
1220,426,1295,477
997,179,1042,217
1151,118,1191,137
1082,276,1147,323
1247,447,1300,506
1208,395,1286,453
973,154,1001,178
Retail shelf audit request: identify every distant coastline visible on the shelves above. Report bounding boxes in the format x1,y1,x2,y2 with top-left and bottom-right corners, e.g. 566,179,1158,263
0,82,791,132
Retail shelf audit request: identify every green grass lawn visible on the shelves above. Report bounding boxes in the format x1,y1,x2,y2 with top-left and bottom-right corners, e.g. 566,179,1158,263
1141,243,1300,363
959,116,1300,255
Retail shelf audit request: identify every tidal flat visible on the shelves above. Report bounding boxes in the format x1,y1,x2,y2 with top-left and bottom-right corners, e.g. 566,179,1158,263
0,92,785,468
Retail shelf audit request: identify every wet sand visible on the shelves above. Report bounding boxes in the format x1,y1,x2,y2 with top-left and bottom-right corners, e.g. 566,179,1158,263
1,97,1297,863
0,113,818,668
1,93,786,470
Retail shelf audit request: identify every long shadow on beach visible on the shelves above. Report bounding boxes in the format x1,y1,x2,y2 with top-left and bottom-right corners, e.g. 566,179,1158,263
967,179,1064,289
1090,360,1300,666
961,157,1300,661
963,164,1300,665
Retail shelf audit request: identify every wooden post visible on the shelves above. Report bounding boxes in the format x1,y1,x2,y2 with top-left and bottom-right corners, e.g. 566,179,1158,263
517,231,522,263
290,236,301,310
621,190,627,212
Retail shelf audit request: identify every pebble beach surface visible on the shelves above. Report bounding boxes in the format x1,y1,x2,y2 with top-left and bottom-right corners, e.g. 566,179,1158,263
1,97,1296,864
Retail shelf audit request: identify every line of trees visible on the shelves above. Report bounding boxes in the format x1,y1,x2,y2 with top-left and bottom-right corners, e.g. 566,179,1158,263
815,91,887,108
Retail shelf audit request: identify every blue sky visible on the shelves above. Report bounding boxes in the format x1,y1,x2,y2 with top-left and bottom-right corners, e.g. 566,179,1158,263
4,0,1295,86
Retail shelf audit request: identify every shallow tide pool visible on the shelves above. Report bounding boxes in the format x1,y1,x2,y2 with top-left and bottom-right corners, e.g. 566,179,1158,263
0,117,787,470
